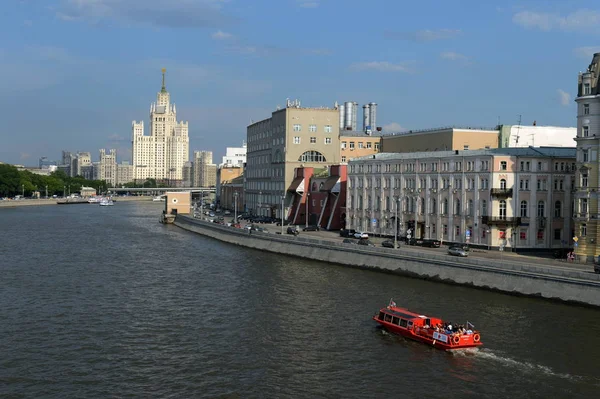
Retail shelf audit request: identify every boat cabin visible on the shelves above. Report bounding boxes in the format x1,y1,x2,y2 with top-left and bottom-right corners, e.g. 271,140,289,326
377,307,442,331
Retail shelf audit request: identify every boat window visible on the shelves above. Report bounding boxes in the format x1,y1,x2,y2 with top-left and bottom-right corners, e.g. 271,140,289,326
392,316,400,325
378,312,385,321
384,314,392,323
399,319,408,328
407,321,413,328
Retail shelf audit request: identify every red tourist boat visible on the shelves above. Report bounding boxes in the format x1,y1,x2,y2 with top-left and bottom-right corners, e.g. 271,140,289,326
373,299,483,350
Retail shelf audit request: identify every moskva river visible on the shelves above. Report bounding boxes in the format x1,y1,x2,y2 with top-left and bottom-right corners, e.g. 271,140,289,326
1,202,599,398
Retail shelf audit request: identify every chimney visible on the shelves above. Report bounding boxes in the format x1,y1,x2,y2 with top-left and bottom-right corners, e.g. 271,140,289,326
533,120,537,126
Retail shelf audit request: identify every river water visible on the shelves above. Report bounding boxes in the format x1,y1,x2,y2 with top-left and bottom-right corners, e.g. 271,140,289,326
1,202,599,398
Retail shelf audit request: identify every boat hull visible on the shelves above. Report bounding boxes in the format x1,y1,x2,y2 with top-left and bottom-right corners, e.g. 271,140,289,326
373,317,482,350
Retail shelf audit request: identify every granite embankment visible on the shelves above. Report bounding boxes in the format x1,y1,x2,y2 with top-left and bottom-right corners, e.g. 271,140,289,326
0,196,155,208
174,215,600,307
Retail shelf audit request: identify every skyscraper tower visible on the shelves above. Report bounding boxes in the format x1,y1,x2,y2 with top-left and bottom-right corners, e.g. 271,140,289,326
132,68,189,184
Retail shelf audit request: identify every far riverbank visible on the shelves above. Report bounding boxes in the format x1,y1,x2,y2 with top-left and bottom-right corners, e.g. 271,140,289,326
0,196,155,209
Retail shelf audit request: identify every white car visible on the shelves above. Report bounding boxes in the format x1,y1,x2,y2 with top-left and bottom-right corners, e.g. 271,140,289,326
354,232,369,239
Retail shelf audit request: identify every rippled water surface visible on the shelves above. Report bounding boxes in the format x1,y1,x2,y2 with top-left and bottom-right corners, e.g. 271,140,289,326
1,202,600,398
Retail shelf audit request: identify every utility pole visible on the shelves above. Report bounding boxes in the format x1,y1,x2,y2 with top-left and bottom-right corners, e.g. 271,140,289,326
305,192,310,228
281,195,285,235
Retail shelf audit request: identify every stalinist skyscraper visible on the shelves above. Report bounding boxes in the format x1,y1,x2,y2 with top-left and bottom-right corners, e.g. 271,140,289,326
132,68,189,184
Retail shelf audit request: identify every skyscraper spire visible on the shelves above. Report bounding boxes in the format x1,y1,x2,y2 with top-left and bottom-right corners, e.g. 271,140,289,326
161,68,167,93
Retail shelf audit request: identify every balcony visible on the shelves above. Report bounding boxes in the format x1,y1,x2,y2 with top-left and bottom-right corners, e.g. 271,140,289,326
490,188,513,198
481,216,521,226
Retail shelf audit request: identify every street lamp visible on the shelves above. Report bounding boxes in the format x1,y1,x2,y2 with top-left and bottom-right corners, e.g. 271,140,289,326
22,184,24,198
258,191,262,216
305,192,310,228
486,228,491,251
63,185,66,197
281,195,285,235
45,185,48,199
234,191,239,225
394,196,399,249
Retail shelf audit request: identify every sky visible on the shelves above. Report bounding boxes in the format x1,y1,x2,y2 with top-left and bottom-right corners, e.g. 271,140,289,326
1,0,599,165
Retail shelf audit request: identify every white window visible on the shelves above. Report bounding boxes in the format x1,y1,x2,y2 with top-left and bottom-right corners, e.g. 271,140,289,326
309,124,317,132
293,136,301,144
341,156,346,162
324,137,332,144
583,126,589,137
358,142,364,149
310,137,316,144
341,141,347,149
324,125,332,133
293,124,302,132
584,83,591,95
584,104,590,115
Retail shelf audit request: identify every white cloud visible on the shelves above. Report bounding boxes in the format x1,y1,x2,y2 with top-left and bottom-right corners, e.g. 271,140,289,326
574,47,600,59
440,51,470,62
350,61,415,73
384,29,461,42
211,30,233,40
557,89,571,106
383,122,404,132
513,9,600,32
55,0,234,28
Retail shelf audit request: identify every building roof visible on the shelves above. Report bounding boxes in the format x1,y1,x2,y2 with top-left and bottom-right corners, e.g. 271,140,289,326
381,126,499,138
340,130,384,137
351,146,576,162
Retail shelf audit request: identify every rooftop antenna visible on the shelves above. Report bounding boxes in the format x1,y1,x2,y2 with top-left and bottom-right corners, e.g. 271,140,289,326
161,68,167,93
514,114,522,145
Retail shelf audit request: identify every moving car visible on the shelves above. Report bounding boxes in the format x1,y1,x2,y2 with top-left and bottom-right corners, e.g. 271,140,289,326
448,247,468,257
303,225,320,232
340,229,357,238
357,239,375,247
381,240,399,248
287,226,299,235
354,232,369,239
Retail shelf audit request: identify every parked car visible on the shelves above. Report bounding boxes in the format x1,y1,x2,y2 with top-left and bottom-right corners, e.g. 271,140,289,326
303,225,320,232
381,240,399,249
354,232,369,239
224,210,231,215
340,229,357,238
342,238,355,244
287,226,299,235
422,239,441,248
448,247,468,257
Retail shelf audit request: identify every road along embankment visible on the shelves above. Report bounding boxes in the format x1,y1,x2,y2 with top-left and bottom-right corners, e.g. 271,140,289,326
174,215,600,307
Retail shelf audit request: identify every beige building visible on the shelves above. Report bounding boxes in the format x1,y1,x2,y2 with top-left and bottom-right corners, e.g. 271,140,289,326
132,69,189,184
347,147,576,251
245,99,341,217
340,131,381,163
117,161,134,185
192,151,217,187
574,53,600,262
96,149,117,187
381,127,499,153
220,175,244,214
73,152,91,177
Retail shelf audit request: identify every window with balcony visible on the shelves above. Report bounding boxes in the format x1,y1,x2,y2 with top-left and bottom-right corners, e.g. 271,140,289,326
500,179,507,189
520,200,528,217
537,201,545,217
554,201,562,217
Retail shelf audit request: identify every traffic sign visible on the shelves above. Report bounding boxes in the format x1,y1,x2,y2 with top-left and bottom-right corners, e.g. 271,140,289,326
573,236,579,242
407,234,412,239
575,242,579,247
372,218,377,225
466,230,471,238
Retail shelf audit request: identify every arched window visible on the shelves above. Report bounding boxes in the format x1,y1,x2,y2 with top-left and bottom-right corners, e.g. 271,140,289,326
554,200,562,217
455,199,461,215
298,151,326,162
431,198,437,214
442,198,448,215
520,200,528,217
537,201,545,217
499,200,507,219
500,179,507,189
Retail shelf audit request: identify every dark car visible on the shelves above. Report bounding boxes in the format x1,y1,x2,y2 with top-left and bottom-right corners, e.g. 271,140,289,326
553,248,574,259
342,238,355,244
287,226,299,235
381,240,399,249
406,238,425,246
340,229,356,237
357,239,375,247
422,239,441,248
303,225,320,232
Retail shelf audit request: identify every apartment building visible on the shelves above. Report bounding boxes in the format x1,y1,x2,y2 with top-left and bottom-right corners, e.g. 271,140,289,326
340,131,382,163
192,151,217,187
245,99,341,218
347,147,576,251
574,52,600,262
96,149,118,187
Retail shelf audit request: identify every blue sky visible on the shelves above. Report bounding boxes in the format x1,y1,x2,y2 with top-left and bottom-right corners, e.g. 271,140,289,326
1,0,599,165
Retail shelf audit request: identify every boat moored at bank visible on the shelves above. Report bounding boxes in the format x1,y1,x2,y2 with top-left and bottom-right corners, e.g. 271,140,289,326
373,299,482,350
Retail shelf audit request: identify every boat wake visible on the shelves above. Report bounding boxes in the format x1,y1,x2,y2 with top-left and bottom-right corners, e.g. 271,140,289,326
455,348,581,382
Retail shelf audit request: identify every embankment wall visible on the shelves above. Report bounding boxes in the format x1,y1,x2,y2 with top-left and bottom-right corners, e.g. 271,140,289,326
174,216,600,307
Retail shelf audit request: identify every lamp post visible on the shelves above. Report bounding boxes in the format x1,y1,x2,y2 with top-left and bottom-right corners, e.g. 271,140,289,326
22,184,24,198
394,196,399,249
281,195,285,235
486,229,491,251
234,191,239,225
305,192,310,228
45,185,48,199
63,185,66,198
258,191,262,216
68,184,71,196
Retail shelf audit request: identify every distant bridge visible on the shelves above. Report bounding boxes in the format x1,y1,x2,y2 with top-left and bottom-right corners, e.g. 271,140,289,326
109,187,216,194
